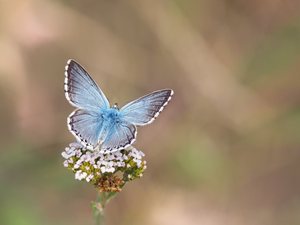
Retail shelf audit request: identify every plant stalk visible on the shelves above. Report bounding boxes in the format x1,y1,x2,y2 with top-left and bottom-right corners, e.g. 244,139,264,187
92,191,119,225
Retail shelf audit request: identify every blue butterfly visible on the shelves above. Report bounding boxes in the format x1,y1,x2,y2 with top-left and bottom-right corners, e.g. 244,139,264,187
64,59,174,153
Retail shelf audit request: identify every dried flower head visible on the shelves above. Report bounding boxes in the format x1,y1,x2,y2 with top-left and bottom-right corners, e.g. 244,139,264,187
62,142,147,192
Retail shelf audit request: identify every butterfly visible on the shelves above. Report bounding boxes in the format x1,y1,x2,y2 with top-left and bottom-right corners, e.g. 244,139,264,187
64,59,174,153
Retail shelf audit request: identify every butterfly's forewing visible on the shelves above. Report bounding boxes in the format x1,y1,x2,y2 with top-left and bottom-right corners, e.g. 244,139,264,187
64,59,110,111
120,89,173,126
65,59,111,147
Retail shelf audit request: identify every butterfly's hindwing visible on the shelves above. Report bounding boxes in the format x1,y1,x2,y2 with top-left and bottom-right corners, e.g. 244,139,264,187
65,59,110,111
67,109,104,147
120,89,174,126
101,120,137,152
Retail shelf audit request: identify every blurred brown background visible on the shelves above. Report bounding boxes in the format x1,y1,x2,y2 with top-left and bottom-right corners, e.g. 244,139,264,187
1,0,300,225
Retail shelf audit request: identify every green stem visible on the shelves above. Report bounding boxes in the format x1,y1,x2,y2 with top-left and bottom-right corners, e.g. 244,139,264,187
91,192,119,225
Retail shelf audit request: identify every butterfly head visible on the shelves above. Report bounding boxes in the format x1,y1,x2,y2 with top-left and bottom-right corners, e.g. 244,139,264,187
112,103,119,110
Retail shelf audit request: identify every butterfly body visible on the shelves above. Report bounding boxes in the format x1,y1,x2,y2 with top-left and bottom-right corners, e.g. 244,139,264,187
101,107,121,122
64,59,173,153
100,108,123,141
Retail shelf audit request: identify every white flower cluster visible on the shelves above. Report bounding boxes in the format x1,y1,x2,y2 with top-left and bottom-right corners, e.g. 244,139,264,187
62,142,147,183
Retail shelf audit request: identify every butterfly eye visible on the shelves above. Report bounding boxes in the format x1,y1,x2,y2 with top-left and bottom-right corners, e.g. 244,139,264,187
113,103,119,109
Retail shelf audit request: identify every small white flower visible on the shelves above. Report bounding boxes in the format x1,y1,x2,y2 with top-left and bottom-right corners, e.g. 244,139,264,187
81,172,87,179
100,166,106,173
61,152,70,159
63,160,69,167
106,167,115,173
73,163,80,169
86,174,94,182
75,170,83,180
70,142,83,148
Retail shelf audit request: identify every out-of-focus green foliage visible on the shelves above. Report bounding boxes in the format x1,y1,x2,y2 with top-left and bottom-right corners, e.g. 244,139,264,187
0,1,300,225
